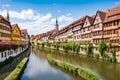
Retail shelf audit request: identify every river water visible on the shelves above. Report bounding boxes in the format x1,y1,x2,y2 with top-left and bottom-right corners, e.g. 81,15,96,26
21,47,120,80
1,46,120,80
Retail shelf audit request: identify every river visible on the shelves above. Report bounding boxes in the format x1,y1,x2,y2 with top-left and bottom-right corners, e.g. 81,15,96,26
21,47,120,80
1,46,120,80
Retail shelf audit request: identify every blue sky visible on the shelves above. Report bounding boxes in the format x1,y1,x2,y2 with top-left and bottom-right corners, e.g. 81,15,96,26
0,0,120,35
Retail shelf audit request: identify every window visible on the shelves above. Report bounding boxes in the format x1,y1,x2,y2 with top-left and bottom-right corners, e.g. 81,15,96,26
115,21,118,25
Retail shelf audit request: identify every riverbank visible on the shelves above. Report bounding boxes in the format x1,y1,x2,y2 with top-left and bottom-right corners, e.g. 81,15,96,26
4,57,29,80
35,44,118,63
47,54,101,80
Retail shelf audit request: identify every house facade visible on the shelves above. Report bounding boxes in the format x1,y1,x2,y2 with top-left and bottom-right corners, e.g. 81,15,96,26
103,6,120,55
0,15,11,41
11,24,21,44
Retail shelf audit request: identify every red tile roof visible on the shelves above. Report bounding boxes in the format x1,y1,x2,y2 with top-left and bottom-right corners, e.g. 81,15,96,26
0,15,9,22
104,6,120,23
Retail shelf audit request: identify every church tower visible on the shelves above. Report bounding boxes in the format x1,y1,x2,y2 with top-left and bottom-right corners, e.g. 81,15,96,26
6,10,10,21
55,18,59,31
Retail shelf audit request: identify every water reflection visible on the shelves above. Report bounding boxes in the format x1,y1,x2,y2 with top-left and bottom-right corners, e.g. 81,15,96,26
43,47,120,80
21,47,83,80
21,47,120,80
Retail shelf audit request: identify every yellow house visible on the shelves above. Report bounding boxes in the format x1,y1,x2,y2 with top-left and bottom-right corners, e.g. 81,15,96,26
11,24,21,44
0,15,11,41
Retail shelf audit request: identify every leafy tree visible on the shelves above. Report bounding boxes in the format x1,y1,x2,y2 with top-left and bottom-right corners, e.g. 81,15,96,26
98,41,106,57
85,44,93,56
112,48,116,62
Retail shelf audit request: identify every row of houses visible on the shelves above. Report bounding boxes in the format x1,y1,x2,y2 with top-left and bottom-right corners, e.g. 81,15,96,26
32,6,120,55
0,11,29,44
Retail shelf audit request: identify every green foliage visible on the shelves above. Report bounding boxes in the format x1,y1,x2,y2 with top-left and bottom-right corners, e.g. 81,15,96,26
8,58,28,80
112,48,116,62
41,42,45,48
47,54,56,64
103,53,111,61
67,35,73,39
60,43,80,53
85,44,93,56
37,42,40,47
45,41,51,47
78,68,100,80
98,41,106,57
31,41,34,45
52,43,60,50
60,61,78,73
60,44,70,51
94,54,99,59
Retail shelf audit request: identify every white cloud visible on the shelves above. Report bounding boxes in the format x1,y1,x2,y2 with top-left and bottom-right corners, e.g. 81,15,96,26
0,9,74,35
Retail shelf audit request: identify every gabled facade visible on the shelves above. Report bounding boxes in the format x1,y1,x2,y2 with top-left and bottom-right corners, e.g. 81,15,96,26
0,15,11,41
11,24,21,44
80,16,95,45
20,29,29,44
103,6,120,55
92,11,106,53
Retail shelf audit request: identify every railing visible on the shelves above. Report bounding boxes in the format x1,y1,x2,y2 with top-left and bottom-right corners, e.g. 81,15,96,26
0,45,28,62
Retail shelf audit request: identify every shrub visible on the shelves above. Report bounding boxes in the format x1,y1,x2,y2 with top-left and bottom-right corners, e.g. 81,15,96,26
85,44,93,56
60,43,80,53
41,42,45,48
98,41,106,57
112,48,116,62
61,61,78,73
78,68,100,80
94,54,99,59
52,43,60,50
47,54,56,64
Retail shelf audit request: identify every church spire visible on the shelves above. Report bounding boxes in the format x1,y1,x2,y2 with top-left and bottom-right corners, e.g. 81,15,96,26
55,18,59,30
6,10,10,21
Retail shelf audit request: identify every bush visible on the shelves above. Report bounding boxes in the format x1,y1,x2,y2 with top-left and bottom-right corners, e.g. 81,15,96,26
112,48,116,62
94,54,99,59
85,44,93,56
52,43,60,50
103,53,110,61
60,43,80,53
61,61,78,73
98,41,106,57
47,54,56,64
78,68,100,80
41,42,45,48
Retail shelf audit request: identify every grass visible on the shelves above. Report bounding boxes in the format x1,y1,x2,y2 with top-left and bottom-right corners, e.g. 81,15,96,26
60,61,78,73
78,68,100,80
5,57,28,80
47,54,56,64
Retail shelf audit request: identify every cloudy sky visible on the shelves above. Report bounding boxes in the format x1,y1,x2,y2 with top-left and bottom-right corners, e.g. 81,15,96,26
0,0,120,35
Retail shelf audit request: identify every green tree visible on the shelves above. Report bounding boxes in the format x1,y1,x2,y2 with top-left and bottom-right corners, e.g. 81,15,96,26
98,41,106,57
112,48,116,62
85,44,93,56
